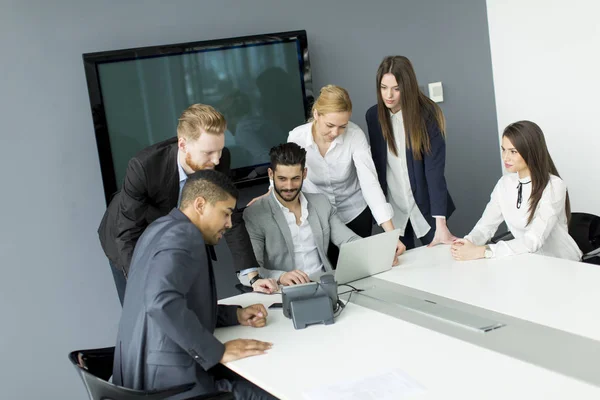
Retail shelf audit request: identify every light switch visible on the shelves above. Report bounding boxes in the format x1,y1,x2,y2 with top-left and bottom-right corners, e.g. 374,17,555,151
428,81,443,103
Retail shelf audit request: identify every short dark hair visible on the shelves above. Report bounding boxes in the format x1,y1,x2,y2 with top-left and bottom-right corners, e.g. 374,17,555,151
180,169,238,209
269,142,306,171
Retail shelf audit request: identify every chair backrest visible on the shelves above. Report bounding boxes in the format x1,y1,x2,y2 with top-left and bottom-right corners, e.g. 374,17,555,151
568,212,600,255
68,347,195,400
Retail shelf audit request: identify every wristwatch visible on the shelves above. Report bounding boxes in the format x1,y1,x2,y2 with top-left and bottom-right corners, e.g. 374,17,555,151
483,245,493,259
249,274,262,286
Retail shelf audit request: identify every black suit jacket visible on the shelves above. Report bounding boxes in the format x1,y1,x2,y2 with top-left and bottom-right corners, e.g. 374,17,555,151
365,105,455,223
98,137,258,275
113,208,240,397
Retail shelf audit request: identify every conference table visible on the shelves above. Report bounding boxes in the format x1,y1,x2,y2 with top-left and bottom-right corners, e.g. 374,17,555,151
215,245,600,399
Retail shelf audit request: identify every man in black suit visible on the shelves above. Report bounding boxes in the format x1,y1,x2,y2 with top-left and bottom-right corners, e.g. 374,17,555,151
98,104,277,305
113,169,276,399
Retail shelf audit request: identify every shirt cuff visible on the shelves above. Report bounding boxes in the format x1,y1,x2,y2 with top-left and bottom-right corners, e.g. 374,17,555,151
432,215,446,219
372,203,395,226
237,268,258,287
487,243,497,258
239,267,258,276
464,234,486,247
267,270,286,284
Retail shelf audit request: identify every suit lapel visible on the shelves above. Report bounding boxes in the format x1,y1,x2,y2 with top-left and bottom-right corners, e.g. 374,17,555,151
378,122,388,177
307,199,331,271
306,200,326,265
166,143,180,207
371,115,388,189
268,195,296,265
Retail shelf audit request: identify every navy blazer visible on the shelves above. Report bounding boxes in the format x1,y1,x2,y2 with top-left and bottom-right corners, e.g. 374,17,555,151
365,105,455,221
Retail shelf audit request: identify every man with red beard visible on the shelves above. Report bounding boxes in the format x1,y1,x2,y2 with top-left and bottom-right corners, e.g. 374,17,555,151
98,104,276,305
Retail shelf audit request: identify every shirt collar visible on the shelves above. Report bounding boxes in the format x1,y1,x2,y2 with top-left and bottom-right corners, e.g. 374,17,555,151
333,134,344,145
177,152,188,183
518,175,532,184
272,190,309,220
306,122,345,148
389,110,403,121
306,123,318,149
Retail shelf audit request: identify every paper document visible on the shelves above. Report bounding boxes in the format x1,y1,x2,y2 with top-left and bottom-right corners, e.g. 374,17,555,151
303,368,425,400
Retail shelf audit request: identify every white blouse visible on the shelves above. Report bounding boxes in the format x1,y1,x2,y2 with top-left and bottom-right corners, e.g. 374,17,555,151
465,173,582,261
386,111,431,237
288,121,393,225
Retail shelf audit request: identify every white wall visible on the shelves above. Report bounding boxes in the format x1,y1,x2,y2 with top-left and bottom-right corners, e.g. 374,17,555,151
487,0,600,215
0,1,497,399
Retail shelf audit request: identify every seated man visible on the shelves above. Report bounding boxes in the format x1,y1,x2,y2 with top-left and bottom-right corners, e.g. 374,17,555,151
113,169,276,400
240,143,361,287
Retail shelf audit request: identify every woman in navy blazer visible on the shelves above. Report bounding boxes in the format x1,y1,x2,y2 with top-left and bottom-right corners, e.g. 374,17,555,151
365,56,456,249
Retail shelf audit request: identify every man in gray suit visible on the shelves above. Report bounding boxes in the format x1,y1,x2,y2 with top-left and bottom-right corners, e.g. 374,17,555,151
113,169,276,400
240,143,360,287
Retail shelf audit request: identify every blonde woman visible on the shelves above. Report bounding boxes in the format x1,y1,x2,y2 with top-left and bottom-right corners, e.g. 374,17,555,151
248,85,405,268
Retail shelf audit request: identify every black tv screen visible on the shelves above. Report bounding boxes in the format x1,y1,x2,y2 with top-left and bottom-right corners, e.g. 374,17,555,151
83,30,313,204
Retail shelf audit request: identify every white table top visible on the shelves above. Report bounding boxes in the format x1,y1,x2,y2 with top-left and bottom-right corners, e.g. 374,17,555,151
215,293,600,400
378,245,600,341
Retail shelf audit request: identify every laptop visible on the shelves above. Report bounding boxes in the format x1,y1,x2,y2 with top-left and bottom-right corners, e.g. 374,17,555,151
312,229,401,285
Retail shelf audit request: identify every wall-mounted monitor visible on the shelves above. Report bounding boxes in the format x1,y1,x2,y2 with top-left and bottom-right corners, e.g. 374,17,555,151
83,30,313,204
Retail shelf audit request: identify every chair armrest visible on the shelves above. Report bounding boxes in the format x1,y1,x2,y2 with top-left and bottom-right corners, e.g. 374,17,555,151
235,283,253,294
183,392,235,399
490,231,514,244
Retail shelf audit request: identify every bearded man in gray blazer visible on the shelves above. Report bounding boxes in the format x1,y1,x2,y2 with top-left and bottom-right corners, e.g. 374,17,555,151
113,169,276,400
239,143,361,287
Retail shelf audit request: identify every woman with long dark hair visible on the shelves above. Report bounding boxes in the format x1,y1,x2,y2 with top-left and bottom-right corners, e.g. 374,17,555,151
366,56,456,249
451,121,581,261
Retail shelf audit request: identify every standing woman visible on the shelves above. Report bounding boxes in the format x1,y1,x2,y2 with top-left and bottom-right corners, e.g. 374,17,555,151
289,85,405,264
451,121,581,261
366,56,456,249
249,85,405,265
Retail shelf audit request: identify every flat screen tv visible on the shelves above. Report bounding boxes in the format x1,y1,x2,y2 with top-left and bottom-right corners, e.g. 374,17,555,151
83,30,313,204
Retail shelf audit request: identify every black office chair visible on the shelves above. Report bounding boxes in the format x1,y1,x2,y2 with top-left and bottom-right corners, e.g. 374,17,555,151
568,212,600,264
69,347,234,400
490,230,514,244
489,212,600,265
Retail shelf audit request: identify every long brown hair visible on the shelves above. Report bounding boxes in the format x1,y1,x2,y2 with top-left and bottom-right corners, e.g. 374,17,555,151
503,121,571,225
376,56,446,159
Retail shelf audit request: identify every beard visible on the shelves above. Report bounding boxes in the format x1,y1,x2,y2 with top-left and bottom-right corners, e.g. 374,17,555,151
186,152,216,171
273,181,303,202
204,228,226,246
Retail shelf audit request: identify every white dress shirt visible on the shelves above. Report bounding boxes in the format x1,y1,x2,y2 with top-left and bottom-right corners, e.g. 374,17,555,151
465,173,582,261
287,121,393,225
272,191,324,277
386,111,431,237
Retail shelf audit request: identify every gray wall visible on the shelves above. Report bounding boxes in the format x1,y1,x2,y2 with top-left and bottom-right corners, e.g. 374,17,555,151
0,1,498,399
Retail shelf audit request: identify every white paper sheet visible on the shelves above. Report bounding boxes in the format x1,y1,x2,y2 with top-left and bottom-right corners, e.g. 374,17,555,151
302,368,426,400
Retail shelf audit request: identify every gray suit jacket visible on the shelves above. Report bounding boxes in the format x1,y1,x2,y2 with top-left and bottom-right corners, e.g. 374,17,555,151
113,208,240,398
242,192,361,282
